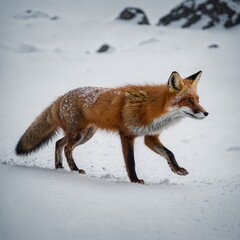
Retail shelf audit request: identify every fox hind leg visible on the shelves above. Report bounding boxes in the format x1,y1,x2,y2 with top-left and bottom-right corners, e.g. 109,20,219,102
64,126,97,174
64,133,85,173
55,137,67,169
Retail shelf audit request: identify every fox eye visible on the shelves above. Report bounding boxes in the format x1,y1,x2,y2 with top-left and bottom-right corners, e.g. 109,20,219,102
185,99,191,103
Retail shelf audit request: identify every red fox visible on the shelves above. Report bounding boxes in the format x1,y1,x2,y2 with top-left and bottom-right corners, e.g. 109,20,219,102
16,71,208,184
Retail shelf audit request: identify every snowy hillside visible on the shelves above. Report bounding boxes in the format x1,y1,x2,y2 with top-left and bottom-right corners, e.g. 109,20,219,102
0,0,240,240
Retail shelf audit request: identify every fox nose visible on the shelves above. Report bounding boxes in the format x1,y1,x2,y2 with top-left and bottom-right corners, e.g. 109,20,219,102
203,112,209,117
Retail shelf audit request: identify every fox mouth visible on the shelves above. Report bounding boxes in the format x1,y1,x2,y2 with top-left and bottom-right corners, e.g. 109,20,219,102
183,111,205,120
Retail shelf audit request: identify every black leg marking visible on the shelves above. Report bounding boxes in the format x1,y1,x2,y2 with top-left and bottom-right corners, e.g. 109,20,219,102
120,133,144,184
144,135,188,176
64,133,85,174
55,137,67,169
162,146,188,176
64,144,79,171
63,127,97,174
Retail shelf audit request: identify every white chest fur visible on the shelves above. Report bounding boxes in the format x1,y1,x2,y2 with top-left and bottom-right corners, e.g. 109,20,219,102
129,110,184,136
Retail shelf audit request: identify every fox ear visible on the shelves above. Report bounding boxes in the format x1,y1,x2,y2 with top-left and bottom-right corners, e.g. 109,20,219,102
168,71,184,92
186,71,202,88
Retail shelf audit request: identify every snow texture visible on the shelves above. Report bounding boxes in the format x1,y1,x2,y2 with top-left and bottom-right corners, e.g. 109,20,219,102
14,9,59,21
62,87,108,109
0,0,240,240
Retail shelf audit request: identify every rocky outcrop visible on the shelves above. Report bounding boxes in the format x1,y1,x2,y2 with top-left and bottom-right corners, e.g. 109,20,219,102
157,0,240,29
117,7,150,25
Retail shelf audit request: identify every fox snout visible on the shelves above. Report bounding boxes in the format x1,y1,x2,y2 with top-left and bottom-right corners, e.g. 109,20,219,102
182,105,209,120
194,102,209,119
193,107,209,117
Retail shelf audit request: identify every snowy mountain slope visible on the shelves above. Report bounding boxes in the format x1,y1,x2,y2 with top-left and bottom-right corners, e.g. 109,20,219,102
0,0,240,240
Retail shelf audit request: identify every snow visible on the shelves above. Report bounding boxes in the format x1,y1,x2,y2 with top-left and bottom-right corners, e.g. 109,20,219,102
0,0,240,240
14,9,59,21
1,164,240,240
62,87,108,109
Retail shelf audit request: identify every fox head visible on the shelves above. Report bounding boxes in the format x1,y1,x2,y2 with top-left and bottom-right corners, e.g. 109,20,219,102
167,71,209,120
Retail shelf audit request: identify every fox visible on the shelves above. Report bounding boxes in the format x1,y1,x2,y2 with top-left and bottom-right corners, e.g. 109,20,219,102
16,71,208,184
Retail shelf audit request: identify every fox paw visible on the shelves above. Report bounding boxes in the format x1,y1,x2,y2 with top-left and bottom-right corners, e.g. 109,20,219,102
55,164,64,170
132,179,145,184
174,167,189,176
78,169,86,174
170,165,188,176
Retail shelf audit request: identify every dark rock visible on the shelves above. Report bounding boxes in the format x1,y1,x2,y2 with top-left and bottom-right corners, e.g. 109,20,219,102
182,13,201,28
203,20,216,29
227,146,240,151
159,3,194,26
208,44,219,48
97,44,110,53
51,16,59,21
224,13,240,28
157,0,240,29
117,7,150,25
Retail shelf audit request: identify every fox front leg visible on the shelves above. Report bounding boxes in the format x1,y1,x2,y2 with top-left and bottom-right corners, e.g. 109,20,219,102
144,135,188,176
119,133,144,184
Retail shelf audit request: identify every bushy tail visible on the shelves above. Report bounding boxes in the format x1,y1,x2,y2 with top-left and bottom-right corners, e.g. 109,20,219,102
16,104,58,155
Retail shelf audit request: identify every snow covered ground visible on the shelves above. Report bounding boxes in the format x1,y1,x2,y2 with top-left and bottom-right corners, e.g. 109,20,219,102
0,0,240,240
